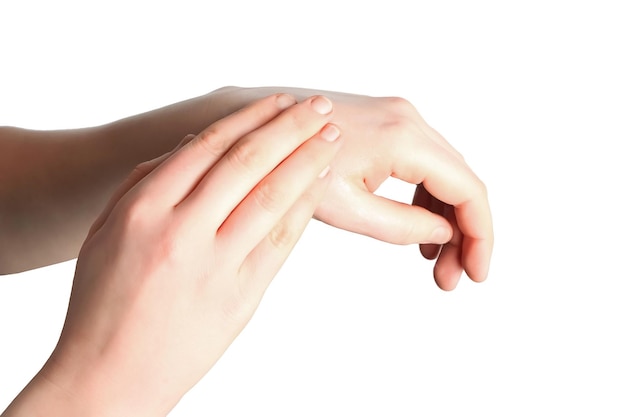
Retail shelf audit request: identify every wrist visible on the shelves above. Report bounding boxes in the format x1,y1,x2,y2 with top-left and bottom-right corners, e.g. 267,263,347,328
1,367,93,417
2,354,172,417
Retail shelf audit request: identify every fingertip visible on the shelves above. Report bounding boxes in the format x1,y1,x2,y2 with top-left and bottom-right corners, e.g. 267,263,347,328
420,243,441,260
275,93,297,110
310,95,333,115
434,271,461,291
462,239,492,283
433,242,463,290
467,265,490,284
320,123,341,142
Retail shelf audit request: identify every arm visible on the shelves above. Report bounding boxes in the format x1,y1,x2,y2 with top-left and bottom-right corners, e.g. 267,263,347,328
211,87,494,290
2,94,341,416
0,89,246,274
1,86,493,290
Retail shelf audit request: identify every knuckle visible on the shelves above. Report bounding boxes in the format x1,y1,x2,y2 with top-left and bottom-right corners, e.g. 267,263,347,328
476,178,489,198
464,176,488,205
117,200,183,269
377,97,427,135
152,229,184,266
226,138,263,171
297,187,318,209
192,127,230,158
382,96,417,115
267,220,296,250
139,228,182,272
383,115,413,135
373,100,416,133
253,180,285,213
454,148,467,163
392,218,421,245
220,292,255,324
118,196,152,231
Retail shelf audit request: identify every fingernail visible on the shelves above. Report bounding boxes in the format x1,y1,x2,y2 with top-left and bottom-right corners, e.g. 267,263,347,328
276,93,297,109
318,166,331,178
320,124,340,142
311,96,333,115
430,226,451,244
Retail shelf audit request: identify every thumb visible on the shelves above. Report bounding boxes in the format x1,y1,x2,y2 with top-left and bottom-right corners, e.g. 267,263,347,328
85,134,196,241
315,182,452,245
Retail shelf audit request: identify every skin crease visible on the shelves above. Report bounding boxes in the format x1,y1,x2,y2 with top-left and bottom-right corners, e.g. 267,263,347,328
1,88,493,416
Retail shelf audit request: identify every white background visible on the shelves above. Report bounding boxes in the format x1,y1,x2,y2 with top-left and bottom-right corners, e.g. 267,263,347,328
1,1,625,415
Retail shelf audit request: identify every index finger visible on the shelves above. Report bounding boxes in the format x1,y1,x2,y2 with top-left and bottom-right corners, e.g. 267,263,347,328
124,93,298,209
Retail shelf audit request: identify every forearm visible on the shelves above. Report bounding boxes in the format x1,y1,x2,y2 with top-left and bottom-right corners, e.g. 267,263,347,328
0,87,255,274
0,85,360,274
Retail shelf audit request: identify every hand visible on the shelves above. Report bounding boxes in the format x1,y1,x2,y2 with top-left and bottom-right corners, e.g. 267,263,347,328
317,93,493,291
6,94,342,416
212,87,493,291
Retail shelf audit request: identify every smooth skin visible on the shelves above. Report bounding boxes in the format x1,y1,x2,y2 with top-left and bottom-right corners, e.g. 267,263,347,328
1,89,493,415
0,86,493,290
2,94,343,416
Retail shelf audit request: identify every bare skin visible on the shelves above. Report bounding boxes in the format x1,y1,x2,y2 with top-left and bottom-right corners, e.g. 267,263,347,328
1,90,493,416
0,86,493,289
2,94,343,416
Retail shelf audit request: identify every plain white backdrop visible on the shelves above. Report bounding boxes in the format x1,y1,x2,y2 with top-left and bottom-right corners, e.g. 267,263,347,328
1,1,625,415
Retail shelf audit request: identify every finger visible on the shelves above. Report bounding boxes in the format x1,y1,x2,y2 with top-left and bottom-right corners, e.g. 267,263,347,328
456,203,493,282
85,134,195,240
433,209,464,291
413,184,444,259
420,241,442,260
177,96,335,232
216,123,342,262
238,168,332,299
413,183,448,217
318,180,453,245
126,93,298,208
411,183,432,208
392,140,493,282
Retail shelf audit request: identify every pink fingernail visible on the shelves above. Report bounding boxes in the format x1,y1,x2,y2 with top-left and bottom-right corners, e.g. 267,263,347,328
318,166,331,178
311,96,333,115
320,124,340,142
276,94,297,109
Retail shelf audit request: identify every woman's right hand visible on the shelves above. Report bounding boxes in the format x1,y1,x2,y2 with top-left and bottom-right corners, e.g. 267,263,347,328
3,94,342,417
